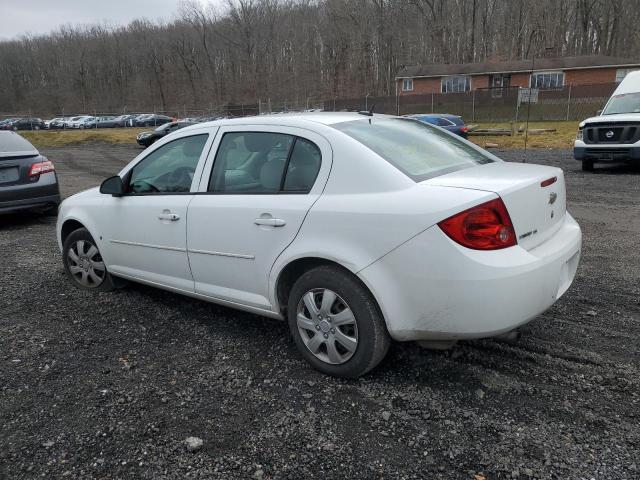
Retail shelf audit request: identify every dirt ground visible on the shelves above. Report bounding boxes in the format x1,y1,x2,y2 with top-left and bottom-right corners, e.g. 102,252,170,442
1,144,639,479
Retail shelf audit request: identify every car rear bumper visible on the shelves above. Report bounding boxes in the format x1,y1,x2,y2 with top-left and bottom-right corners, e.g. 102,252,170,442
358,213,581,341
574,142,640,162
0,173,61,213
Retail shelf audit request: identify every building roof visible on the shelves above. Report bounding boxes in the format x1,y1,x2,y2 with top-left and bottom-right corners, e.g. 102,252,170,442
397,56,640,79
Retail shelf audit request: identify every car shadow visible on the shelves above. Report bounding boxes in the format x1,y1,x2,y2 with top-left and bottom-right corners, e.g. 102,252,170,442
589,162,640,175
0,210,56,229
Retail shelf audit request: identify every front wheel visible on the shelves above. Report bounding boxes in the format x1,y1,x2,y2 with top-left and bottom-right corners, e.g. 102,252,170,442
62,228,114,291
582,160,594,171
287,265,390,378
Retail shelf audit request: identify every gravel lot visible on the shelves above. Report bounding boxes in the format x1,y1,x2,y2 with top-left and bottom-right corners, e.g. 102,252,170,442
1,144,639,479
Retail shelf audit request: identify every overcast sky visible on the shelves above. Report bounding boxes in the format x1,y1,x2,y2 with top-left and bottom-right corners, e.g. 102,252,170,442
0,0,221,40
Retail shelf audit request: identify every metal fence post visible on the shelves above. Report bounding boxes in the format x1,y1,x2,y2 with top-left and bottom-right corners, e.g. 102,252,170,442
566,84,572,121
472,90,476,122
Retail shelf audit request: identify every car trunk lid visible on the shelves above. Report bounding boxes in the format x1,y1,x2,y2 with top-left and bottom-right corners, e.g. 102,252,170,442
0,153,42,186
422,162,566,251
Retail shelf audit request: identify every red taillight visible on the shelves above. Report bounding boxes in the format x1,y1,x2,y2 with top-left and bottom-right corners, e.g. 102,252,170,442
28,160,55,177
438,198,517,250
460,126,468,133
540,176,557,187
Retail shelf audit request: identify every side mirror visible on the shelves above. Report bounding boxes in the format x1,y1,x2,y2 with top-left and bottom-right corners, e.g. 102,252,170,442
596,109,603,116
100,175,125,196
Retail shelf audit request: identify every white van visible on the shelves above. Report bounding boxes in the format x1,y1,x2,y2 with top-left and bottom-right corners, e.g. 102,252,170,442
574,70,640,171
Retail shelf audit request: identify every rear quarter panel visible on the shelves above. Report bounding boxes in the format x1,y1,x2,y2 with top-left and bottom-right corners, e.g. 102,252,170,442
268,184,495,309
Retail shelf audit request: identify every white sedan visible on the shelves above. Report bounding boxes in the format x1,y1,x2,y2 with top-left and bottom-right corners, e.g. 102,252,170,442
56,113,581,377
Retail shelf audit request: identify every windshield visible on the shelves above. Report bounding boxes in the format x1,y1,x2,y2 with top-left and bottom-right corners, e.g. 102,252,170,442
602,93,640,115
333,118,493,182
0,132,38,155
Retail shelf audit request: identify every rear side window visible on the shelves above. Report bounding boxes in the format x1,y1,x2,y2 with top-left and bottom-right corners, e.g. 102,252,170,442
208,132,321,194
283,138,321,192
436,117,455,127
334,118,492,182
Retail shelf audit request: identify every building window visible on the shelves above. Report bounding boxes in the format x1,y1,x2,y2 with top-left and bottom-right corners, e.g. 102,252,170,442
530,71,564,90
402,79,414,91
441,76,471,93
616,68,639,83
489,74,511,98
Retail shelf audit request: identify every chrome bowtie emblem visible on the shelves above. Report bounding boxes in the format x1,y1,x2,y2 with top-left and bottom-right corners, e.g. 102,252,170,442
605,130,614,138
548,192,557,205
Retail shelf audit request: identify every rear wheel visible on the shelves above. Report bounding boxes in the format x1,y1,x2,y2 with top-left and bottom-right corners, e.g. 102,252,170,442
582,160,594,171
62,228,114,291
287,265,390,378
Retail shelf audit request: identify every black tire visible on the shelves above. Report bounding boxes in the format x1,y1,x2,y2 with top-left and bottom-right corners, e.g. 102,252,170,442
287,265,390,378
582,160,594,171
62,228,114,291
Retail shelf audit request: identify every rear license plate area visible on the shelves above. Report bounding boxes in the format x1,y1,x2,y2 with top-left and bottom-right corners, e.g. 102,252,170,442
0,166,19,184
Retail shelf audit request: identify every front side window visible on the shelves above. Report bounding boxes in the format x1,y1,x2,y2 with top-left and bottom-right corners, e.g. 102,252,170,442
441,76,471,93
334,118,493,182
128,134,208,194
531,72,564,90
402,79,414,91
208,132,321,194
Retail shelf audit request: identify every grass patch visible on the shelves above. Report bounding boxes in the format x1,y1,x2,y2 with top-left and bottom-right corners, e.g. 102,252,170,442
21,128,147,148
468,121,579,150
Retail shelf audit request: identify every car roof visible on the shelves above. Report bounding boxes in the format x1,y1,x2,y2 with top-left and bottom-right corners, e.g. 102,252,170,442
614,70,640,95
184,112,398,132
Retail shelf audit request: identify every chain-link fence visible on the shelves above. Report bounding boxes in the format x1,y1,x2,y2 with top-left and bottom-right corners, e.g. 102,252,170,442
333,83,618,123
0,83,618,128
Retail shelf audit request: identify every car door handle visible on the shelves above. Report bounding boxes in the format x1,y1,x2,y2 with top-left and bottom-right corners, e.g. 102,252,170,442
158,212,180,221
254,218,286,227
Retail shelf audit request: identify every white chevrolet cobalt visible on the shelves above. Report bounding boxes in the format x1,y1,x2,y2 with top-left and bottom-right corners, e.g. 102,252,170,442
57,113,581,377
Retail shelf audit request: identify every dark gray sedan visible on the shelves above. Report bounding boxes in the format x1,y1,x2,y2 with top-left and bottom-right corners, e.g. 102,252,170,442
0,132,61,214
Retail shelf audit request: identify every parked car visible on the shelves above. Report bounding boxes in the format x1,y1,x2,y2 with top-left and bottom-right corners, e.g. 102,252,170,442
95,114,135,128
405,114,469,138
134,114,173,127
49,118,68,129
67,116,95,129
63,116,83,128
45,118,64,129
0,118,20,130
574,70,640,171
136,121,196,147
56,113,581,377
0,131,60,214
2,118,46,131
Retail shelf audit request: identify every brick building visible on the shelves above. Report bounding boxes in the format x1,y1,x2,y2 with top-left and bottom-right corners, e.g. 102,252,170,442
396,56,640,96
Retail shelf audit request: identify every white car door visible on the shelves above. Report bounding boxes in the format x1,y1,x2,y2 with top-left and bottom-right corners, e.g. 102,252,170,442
100,130,215,291
187,126,332,310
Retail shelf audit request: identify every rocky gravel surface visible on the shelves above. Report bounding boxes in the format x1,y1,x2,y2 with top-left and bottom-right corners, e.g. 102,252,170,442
1,145,639,479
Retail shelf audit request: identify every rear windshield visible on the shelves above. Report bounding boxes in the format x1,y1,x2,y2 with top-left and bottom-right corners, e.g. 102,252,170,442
0,132,37,156
602,93,640,115
333,118,492,181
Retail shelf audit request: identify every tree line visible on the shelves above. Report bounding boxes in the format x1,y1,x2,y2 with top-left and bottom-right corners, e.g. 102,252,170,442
1,0,638,115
